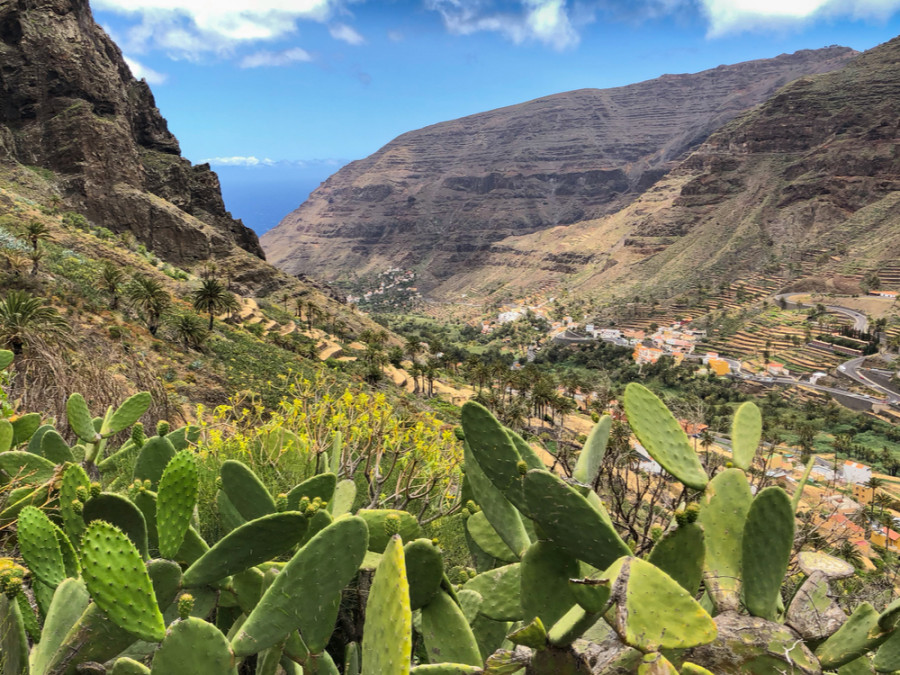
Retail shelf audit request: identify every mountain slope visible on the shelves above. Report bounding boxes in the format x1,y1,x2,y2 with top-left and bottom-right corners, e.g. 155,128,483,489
263,46,856,292
0,0,263,267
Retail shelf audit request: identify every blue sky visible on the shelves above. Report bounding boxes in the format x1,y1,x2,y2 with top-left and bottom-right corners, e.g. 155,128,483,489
90,0,900,232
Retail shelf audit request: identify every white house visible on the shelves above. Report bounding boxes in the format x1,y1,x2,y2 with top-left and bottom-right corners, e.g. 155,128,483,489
633,442,663,475
498,310,524,324
841,461,872,486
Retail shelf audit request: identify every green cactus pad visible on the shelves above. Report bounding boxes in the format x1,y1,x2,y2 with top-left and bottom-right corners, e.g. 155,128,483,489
111,658,152,674
215,489,245,533
298,508,333,547
10,412,41,447
624,383,708,490
147,558,184,612
817,602,889,669
636,652,679,674
837,658,875,675
329,479,357,517
573,415,612,485
506,427,545,472
569,563,611,615
361,535,412,675
67,393,100,443
18,505,67,588
603,556,717,652
29,578,91,675
647,522,704,596
44,602,143,672
520,540,580,629
182,512,308,587
53,521,81,578
174,525,209,566
40,429,75,464
507,616,548,649
409,666,482,674
165,425,201,451
464,442,530,558
232,516,369,656
680,664,715,675
0,450,56,484
403,538,444,611
220,459,276,521
108,392,152,435
741,486,794,620
522,469,630,571
133,436,178,490
787,571,847,641
698,467,752,612
0,349,12,370
25,423,52,454
730,402,761,470
547,604,602,647
156,451,199,558
357,509,420,552
0,594,29,675
131,489,160,556
456,589,483,625
420,590,483,667
286,473,337,510
151,617,237,675
0,419,12,452
464,563,523,622
465,510,519,563
84,492,150,560
81,520,166,642
797,550,855,580
461,402,527,509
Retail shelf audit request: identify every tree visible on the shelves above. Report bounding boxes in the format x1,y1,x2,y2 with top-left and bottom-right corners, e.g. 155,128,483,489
0,290,71,355
192,277,233,331
127,275,170,336
867,476,885,516
97,262,125,310
21,221,50,252
167,311,208,350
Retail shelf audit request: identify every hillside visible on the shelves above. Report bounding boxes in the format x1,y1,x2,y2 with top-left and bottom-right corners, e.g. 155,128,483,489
262,46,856,292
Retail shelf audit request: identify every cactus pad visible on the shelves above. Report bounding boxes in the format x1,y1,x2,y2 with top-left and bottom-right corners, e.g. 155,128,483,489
636,651,679,674
151,617,237,675
404,538,444,611
0,451,56,484
522,469,630,571
572,415,611,485
460,402,527,509
111,658,152,674
464,563,523,621
67,393,100,443
182,512,308,587
420,590,482,667
133,436,178,490
361,535,412,675
329,479,357,517
0,419,11,453
797,550,855,580
647,522,704,596
232,516,369,656
156,451,199,558
29,578,91,675
816,602,888,670
220,459,276,520
81,520,166,642
521,540,581,629
17,505,67,588
787,571,847,640
108,392,151,435
84,492,150,560
40,429,75,464
730,402,761,470
286,473,337,511
741,486,794,620
465,510,519,563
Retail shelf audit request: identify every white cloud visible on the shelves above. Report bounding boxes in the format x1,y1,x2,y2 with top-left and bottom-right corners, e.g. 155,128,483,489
329,23,365,45
426,0,580,50
124,56,168,84
697,0,900,35
239,47,313,68
387,29,404,42
93,0,342,58
201,156,276,166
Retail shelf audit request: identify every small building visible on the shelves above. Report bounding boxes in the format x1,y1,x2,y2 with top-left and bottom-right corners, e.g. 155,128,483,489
767,362,789,377
708,358,731,376
842,461,872,486
633,442,662,475
869,290,899,299
498,310,524,323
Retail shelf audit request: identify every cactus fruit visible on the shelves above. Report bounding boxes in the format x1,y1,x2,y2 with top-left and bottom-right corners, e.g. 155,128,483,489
177,594,194,620
572,414,611,485
156,420,170,437
150,617,237,675
697,468,752,613
730,402,761,470
463,441,530,559
647,521,704,596
404,538,445,611
80,520,166,642
220,459,276,521
623,383,708,490
602,556,717,652
83,492,150,560
17,505,67,588
420,590,482,667
232,516,369,656
182,512,308,587
464,563,523,622
67,393,101,443
131,423,146,448
741,486,795,620
156,451,199,558
286,473,337,511
133,436,178,490
522,469,630,571
361,535,412,675
28,578,91,675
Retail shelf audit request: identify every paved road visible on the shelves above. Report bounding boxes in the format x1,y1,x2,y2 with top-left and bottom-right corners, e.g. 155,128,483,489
774,293,869,332
836,356,900,403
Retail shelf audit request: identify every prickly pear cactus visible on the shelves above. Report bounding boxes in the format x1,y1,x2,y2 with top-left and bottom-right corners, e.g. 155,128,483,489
156,450,199,558
361,535,412,675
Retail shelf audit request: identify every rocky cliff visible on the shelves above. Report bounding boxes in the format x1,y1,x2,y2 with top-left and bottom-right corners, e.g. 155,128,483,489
0,0,264,264
263,46,856,292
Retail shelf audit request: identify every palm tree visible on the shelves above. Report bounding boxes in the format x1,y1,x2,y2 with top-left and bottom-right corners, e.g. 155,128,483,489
127,275,170,336
29,246,43,276
191,278,232,330
21,221,50,252
97,262,125,309
0,290,71,355
867,476,885,516
294,296,304,320
167,312,208,350
699,429,715,470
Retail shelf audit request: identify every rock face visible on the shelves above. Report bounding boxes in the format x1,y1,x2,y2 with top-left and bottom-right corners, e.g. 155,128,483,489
0,0,264,263
263,46,855,290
